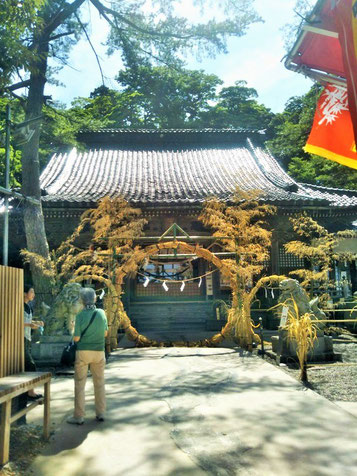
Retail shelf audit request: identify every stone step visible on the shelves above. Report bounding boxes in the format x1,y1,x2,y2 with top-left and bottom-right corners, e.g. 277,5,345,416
130,313,208,320
132,317,207,324
128,302,217,333
136,324,206,333
129,306,212,314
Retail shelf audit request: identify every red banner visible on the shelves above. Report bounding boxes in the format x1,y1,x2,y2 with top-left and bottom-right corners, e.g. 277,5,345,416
304,84,357,169
333,0,357,141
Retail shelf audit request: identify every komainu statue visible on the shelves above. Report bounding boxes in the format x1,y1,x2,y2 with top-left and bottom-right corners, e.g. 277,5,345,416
42,283,83,335
271,278,337,363
278,279,326,329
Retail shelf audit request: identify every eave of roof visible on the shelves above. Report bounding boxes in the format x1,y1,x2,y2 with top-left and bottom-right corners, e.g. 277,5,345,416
40,135,357,210
284,0,346,87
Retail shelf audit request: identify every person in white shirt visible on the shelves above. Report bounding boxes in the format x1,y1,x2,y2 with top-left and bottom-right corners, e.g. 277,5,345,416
24,284,44,399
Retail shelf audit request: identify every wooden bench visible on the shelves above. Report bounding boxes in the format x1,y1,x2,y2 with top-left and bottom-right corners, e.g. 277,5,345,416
0,372,51,466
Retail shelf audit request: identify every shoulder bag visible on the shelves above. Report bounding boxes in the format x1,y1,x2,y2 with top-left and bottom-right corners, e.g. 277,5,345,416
60,310,97,367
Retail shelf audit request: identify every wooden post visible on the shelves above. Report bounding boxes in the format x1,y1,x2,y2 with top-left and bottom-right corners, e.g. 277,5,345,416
0,266,24,378
271,238,279,275
0,400,11,465
43,381,50,440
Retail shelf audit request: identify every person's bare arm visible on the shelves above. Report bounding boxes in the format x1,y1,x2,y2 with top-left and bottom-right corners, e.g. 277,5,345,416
73,336,80,342
33,320,44,326
24,322,40,329
104,330,108,338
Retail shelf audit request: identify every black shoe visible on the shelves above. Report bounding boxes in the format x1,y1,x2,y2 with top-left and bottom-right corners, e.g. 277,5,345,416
96,415,105,422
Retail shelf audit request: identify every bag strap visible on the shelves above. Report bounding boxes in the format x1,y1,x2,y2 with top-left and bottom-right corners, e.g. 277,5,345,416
80,310,97,339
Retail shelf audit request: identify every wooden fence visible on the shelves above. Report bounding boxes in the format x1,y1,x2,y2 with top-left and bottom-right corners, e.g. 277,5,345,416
0,266,24,377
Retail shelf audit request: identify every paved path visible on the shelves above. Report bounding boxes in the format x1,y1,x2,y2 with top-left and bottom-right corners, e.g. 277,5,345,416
29,348,357,476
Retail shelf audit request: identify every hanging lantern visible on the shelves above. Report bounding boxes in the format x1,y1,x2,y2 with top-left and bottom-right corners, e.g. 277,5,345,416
198,277,202,288
143,276,150,288
180,281,185,292
99,289,105,299
162,281,169,292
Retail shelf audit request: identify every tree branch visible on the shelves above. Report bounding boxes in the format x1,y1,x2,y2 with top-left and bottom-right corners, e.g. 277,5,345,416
44,0,86,36
48,30,75,42
50,47,81,71
136,46,181,70
7,80,31,91
74,13,105,86
90,0,194,40
9,91,27,108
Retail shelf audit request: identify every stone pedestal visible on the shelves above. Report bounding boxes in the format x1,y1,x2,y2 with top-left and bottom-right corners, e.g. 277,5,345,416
31,335,72,365
271,329,341,363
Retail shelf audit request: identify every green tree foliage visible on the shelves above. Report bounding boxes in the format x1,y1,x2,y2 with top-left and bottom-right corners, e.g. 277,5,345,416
103,0,261,69
288,155,357,190
267,85,320,168
3,0,261,95
0,0,45,90
38,69,276,156
0,97,25,187
0,0,261,286
200,80,274,132
267,84,357,190
52,69,273,138
116,66,222,127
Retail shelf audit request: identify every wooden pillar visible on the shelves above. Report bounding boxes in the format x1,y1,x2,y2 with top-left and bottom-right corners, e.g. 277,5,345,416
350,260,357,293
0,400,11,465
212,267,221,299
271,238,279,275
125,277,131,311
43,381,50,440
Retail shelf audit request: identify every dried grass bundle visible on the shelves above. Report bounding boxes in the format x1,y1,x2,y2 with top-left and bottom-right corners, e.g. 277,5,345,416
199,188,277,350
209,333,225,345
284,299,318,382
21,250,57,281
112,240,237,348
284,214,356,294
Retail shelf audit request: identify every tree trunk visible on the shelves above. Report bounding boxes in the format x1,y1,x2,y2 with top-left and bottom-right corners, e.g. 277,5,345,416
21,34,53,306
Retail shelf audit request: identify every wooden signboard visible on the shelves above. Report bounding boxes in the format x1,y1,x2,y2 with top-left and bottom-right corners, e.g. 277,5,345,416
0,266,24,378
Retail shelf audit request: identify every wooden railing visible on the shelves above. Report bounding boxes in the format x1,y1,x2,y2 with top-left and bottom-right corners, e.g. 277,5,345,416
0,266,24,378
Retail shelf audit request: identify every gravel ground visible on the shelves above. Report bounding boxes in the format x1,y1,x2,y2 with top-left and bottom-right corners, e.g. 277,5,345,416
0,424,47,476
263,334,357,402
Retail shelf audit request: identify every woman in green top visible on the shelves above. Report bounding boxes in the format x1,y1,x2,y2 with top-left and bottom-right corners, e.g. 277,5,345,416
67,287,108,425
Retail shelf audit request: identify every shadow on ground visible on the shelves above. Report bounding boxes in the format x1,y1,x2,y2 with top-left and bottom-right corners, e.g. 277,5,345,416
30,348,357,476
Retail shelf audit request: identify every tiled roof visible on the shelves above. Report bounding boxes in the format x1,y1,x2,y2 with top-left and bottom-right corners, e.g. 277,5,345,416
40,137,357,209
